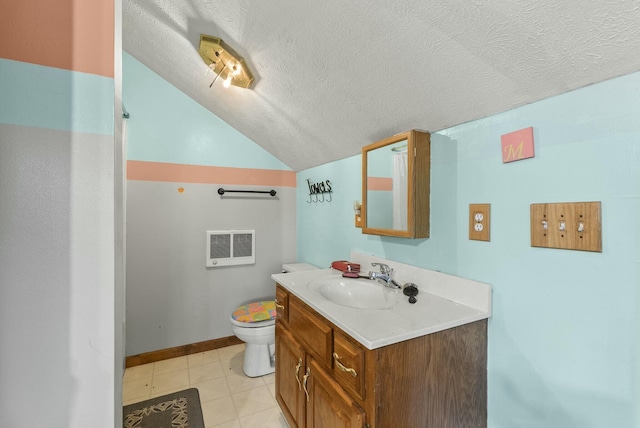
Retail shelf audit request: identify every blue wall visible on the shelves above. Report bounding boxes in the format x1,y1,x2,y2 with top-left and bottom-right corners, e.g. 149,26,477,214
124,52,289,170
0,59,114,133
297,72,640,427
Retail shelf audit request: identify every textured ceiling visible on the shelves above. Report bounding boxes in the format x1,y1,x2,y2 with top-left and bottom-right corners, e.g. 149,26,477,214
123,0,640,171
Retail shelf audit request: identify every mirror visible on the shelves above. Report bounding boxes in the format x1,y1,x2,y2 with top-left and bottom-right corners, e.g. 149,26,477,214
362,130,430,238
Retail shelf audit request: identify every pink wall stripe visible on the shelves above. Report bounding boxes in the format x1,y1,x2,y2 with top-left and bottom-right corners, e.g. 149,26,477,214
367,176,393,191
128,161,297,187
0,0,114,77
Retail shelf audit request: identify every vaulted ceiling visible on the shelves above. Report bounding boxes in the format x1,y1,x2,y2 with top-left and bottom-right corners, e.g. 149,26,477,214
123,0,640,171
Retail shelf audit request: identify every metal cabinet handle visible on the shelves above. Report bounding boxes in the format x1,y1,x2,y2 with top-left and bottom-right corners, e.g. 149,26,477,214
333,352,358,378
274,300,285,310
302,367,310,402
295,358,303,390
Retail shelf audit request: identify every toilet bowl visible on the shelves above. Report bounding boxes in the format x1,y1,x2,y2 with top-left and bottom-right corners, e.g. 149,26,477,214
230,301,277,377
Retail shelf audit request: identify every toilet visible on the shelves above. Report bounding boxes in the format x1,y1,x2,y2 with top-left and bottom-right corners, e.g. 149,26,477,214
230,262,319,377
230,301,277,377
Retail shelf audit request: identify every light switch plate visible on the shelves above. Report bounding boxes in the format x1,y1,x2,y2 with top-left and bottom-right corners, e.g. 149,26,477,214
530,201,602,252
469,204,490,241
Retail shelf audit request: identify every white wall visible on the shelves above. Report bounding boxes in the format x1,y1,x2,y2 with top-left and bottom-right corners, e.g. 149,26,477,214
0,121,117,427
126,182,296,355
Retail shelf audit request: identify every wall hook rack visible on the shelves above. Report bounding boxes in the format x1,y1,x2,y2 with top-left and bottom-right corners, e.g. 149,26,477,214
306,178,332,203
218,188,277,197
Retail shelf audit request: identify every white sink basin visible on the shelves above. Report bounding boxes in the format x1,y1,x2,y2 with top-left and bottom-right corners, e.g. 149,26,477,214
308,275,399,309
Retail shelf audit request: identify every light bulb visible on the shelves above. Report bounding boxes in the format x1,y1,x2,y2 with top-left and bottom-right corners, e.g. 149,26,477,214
223,75,233,88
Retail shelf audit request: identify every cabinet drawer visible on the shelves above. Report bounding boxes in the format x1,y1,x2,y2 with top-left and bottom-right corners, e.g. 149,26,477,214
332,331,365,400
275,285,289,323
289,297,332,366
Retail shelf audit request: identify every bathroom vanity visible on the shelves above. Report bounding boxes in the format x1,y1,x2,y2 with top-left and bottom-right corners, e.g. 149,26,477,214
272,252,492,428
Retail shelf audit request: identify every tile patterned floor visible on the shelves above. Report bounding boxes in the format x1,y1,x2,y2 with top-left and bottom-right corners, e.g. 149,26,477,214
123,344,289,428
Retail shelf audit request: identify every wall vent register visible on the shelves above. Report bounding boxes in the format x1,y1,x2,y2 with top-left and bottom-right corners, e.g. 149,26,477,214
206,230,255,267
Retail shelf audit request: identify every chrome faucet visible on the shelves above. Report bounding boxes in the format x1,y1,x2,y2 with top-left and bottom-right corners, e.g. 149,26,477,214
371,262,392,276
369,263,402,289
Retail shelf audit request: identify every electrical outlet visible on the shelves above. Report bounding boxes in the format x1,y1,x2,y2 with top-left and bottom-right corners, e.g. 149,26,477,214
354,201,363,228
469,204,491,241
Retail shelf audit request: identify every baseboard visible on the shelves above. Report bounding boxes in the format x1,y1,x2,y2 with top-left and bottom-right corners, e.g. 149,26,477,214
125,336,243,368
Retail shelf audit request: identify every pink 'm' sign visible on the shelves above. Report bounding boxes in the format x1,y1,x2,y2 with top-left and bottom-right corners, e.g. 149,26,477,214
501,127,534,163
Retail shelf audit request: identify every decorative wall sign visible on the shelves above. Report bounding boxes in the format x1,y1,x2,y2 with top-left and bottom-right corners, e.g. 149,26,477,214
306,178,332,203
501,127,534,163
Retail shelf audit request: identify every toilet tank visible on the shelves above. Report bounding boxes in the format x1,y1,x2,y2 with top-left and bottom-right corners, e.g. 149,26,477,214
281,262,319,273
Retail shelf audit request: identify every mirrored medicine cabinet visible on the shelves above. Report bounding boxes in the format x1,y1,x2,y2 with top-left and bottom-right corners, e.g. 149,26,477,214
361,130,431,238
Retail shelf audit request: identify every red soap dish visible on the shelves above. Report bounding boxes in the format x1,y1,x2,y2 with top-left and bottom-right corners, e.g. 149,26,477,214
331,260,361,273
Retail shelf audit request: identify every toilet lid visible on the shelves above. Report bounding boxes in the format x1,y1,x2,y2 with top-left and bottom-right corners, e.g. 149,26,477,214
232,301,276,323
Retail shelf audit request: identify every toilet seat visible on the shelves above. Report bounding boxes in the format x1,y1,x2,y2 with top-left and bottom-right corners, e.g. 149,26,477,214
231,301,276,328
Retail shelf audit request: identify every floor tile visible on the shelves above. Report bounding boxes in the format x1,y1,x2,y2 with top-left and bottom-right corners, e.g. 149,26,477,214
151,368,190,395
266,381,276,401
123,363,153,383
239,406,289,428
232,385,277,417
226,372,265,394
192,377,231,403
210,421,241,428
262,372,275,385
122,378,152,403
218,344,245,362
188,349,220,368
154,355,188,375
225,362,245,377
201,396,238,427
222,351,246,377
189,360,226,384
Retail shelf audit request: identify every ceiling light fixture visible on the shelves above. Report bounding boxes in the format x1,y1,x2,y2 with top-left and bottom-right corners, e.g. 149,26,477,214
199,34,254,89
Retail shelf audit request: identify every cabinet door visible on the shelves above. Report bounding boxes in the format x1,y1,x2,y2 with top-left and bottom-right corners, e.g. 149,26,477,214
306,358,366,428
276,323,306,428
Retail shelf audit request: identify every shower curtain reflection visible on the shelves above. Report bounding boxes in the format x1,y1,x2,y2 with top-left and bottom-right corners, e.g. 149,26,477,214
392,150,408,230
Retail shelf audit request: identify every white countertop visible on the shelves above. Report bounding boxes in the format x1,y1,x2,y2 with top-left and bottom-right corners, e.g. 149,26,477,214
272,255,492,350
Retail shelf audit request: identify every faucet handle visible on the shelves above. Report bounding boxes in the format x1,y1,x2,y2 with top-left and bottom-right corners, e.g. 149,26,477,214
371,262,392,276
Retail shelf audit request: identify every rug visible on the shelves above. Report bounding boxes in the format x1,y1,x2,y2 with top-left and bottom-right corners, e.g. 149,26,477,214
123,388,204,428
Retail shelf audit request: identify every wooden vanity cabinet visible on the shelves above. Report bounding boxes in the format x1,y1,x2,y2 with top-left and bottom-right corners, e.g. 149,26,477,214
276,321,366,428
275,284,488,428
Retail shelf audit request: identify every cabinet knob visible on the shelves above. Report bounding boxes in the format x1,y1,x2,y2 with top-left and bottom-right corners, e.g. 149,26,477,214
274,301,285,310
